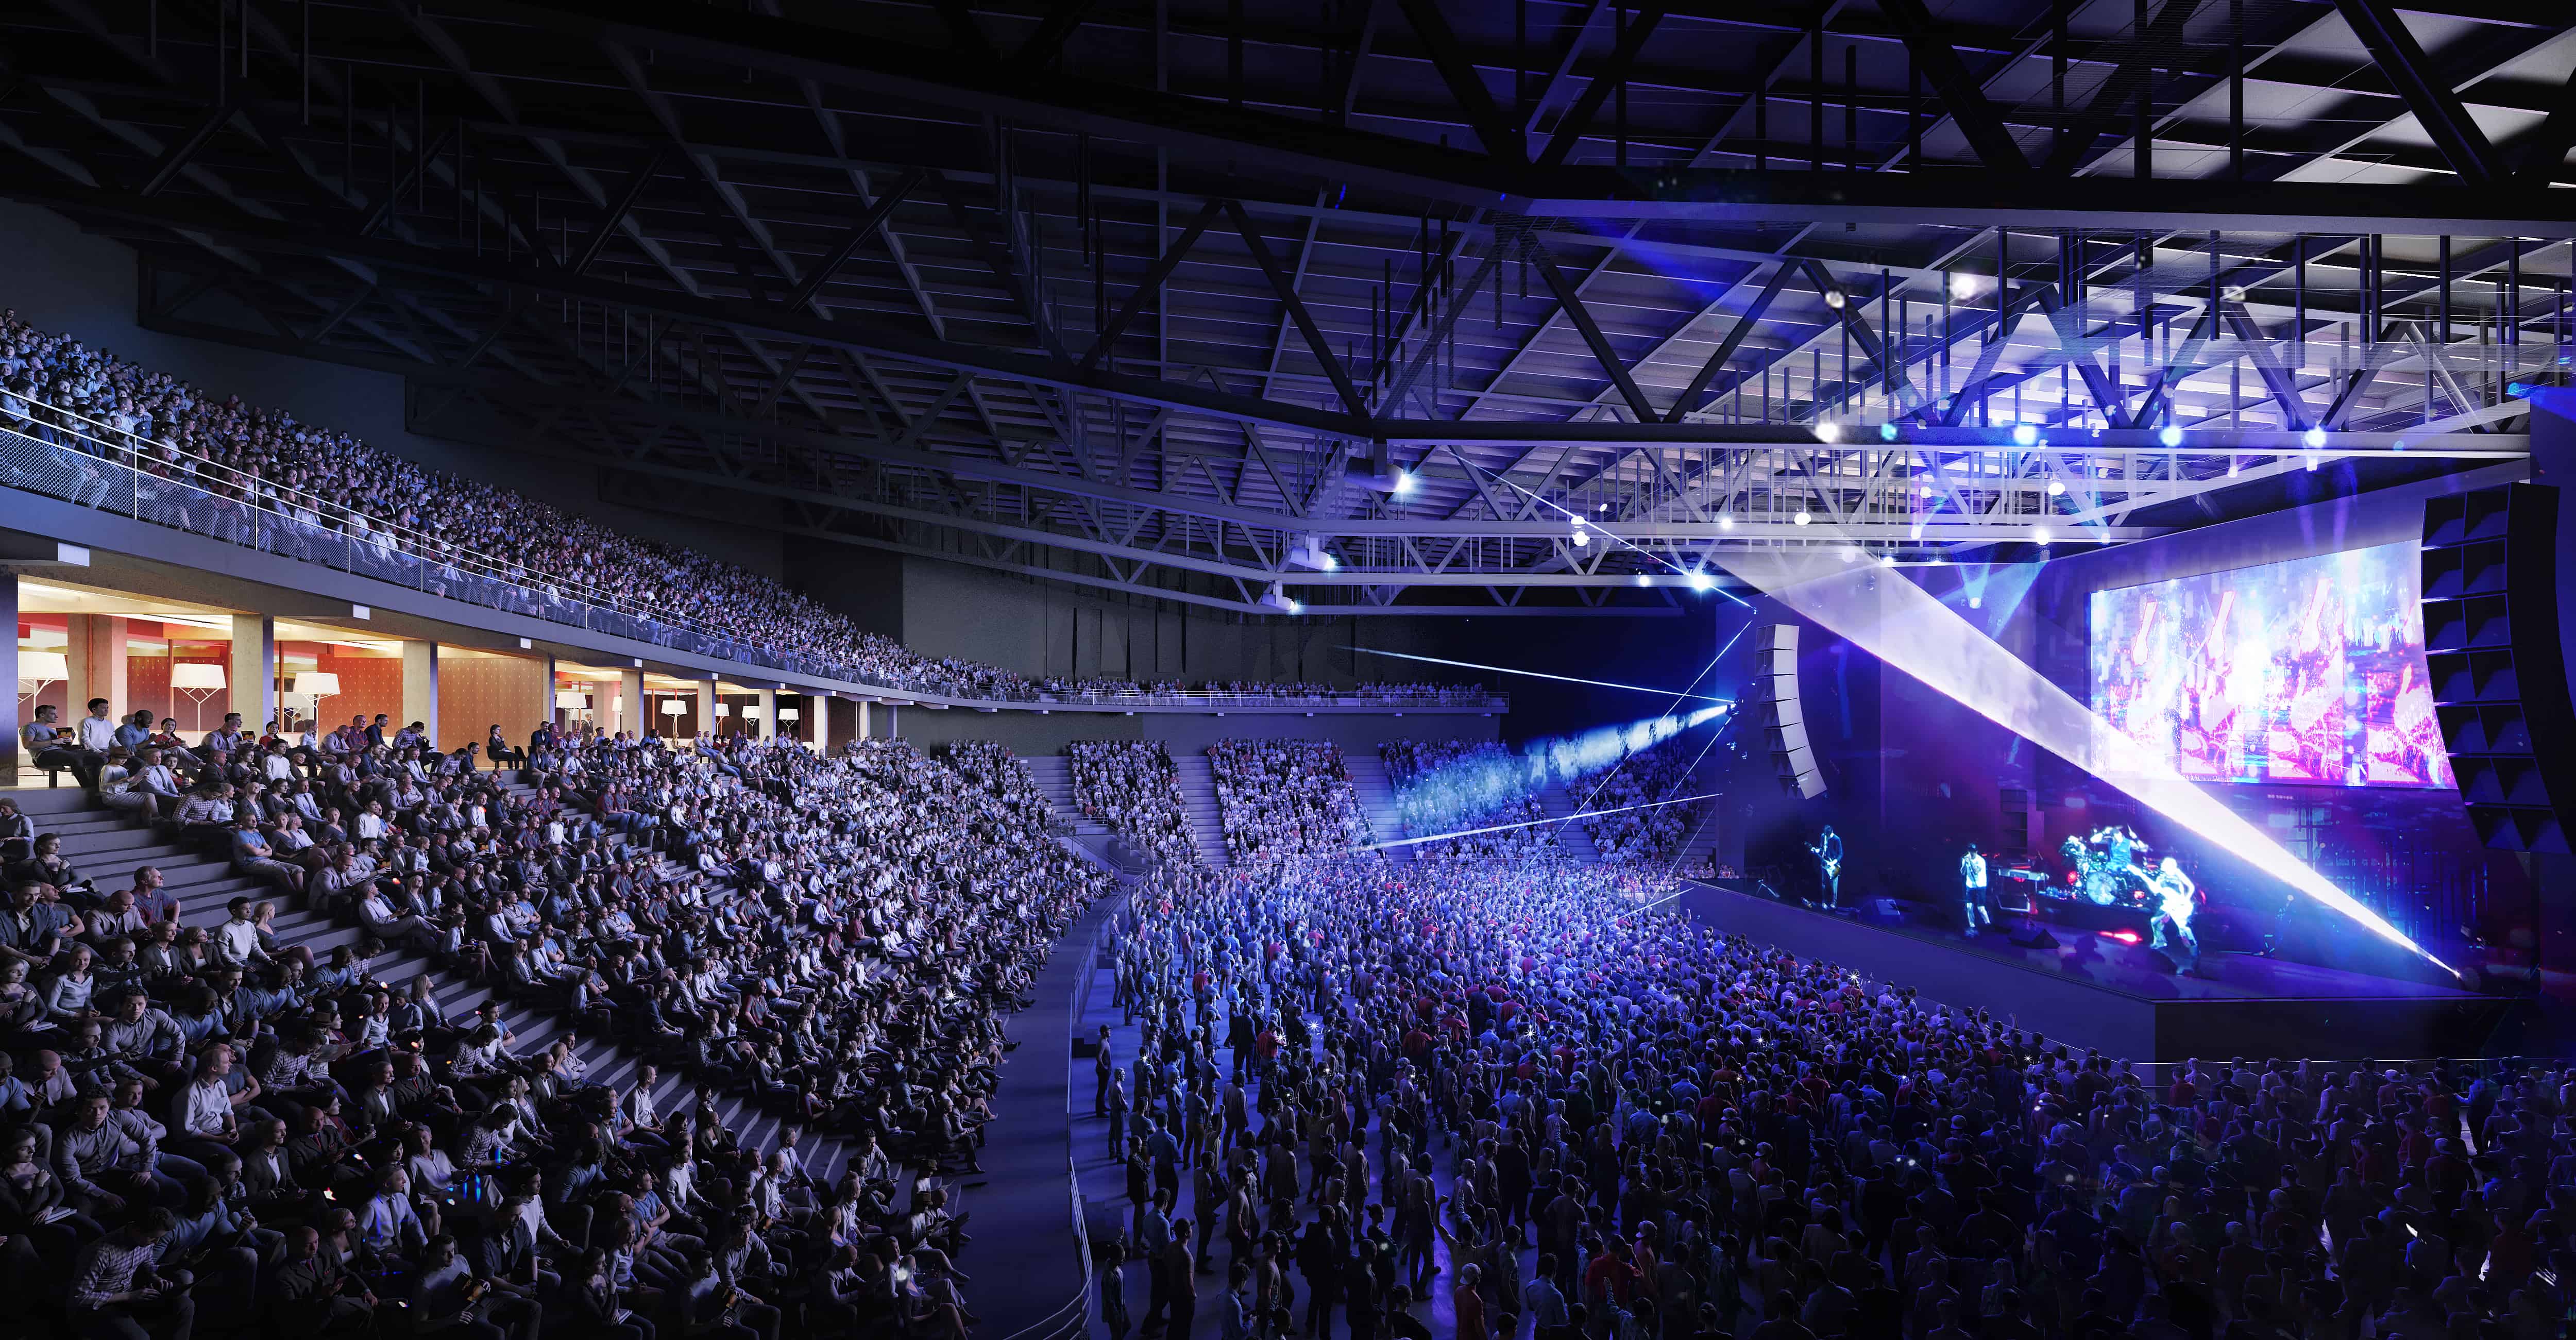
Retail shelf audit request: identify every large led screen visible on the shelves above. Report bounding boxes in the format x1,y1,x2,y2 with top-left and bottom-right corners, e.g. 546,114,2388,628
2089,543,2451,788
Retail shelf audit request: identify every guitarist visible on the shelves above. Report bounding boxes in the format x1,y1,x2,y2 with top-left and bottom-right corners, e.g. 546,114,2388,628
1807,825,1843,908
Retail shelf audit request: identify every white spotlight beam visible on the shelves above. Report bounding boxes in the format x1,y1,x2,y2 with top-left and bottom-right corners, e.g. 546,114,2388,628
1713,547,2453,975
1351,646,1733,703
1353,790,1726,853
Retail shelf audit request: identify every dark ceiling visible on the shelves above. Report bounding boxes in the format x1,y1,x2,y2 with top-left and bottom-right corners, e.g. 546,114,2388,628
0,0,2567,614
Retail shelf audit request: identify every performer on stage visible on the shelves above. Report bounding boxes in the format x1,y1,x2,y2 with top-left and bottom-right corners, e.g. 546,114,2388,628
2147,856,2200,974
1958,842,1991,933
1810,824,1843,908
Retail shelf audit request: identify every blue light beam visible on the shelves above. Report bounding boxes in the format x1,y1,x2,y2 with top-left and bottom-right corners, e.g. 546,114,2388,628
1350,646,1733,703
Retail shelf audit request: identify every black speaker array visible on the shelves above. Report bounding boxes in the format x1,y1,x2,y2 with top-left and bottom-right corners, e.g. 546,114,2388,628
1751,623,1824,799
2421,483,2575,854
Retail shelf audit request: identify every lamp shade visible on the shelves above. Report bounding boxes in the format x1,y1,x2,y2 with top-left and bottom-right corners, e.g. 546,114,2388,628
713,704,731,718
291,671,342,698
17,651,70,682
556,692,590,711
740,705,765,719
169,662,226,691
777,708,800,722
659,700,687,717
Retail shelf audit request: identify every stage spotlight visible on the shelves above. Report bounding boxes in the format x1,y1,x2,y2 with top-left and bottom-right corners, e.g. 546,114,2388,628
1823,290,1847,310
1949,274,1977,299
1687,570,1716,592
2046,479,2064,496
2302,425,2328,448
1879,423,1899,442
2012,424,2039,447
1710,546,2456,976
1571,524,1589,547
1880,554,1898,567
1392,471,1416,496
2031,525,2052,545
1793,511,1811,526
1635,573,1653,587
2158,425,2183,447
1718,515,1735,530
1815,422,1842,442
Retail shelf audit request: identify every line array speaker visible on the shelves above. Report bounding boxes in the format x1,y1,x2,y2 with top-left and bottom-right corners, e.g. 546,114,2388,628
1749,623,1824,799
2422,483,2575,853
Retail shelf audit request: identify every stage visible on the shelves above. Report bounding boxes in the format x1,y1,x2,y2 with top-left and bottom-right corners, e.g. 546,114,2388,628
1679,880,2528,1062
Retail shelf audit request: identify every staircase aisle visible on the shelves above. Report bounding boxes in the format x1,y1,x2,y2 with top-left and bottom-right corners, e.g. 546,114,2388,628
1339,751,1408,862
1171,753,1232,867
1018,755,1108,836
1532,779,1607,862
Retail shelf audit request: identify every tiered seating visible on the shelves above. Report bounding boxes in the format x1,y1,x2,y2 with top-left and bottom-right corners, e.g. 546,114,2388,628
0,722,1103,1334
1065,741,1197,869
1567,735,1702,863
1206,740,1371,863
1379,738,1557,859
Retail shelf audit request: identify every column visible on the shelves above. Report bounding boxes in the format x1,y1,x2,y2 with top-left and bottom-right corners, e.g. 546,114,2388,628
756,686,777,741
2,576,18,773
227,614,275,735
693,678,715,742
64,614,127,725
617,668,645,740
857,699,871,741
887,702,900,738
535,656,558,735
402,642,439,744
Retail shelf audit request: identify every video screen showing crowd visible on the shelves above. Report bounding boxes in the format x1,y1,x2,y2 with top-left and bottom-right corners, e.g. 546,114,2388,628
1801,822,2213,976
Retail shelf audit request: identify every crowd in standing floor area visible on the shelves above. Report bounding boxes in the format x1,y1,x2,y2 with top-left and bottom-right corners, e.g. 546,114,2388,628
3,701,1105,1338
1091,848,2569,1340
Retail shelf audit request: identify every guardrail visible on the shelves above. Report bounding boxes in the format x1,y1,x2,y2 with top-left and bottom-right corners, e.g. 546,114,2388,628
1000,890,1130,1340
0,407,967,688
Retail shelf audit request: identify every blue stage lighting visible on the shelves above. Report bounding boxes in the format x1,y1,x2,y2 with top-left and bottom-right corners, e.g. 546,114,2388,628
1879,423,1900,442
2302,426,2327,448
2010,424,2038,447
2158,425,2183,447
1348,646,1733,703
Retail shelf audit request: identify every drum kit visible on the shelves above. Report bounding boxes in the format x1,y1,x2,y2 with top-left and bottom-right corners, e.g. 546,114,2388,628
2052,826,2158,909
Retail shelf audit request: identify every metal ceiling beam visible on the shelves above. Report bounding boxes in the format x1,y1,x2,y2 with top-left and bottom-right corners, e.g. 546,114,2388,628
2330,0,2508,187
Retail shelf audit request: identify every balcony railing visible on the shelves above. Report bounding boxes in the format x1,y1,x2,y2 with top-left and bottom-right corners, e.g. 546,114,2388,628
0,396,1506,712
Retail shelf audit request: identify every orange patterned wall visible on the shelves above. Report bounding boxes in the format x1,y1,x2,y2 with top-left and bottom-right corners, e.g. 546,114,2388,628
437,655,546,756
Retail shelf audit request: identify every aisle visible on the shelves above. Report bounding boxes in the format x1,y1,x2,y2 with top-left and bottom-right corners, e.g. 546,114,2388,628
976,892,1126,1340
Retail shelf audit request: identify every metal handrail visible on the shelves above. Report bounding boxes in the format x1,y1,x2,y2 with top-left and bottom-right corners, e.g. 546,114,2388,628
0,393,1502,714
0,399,1005,694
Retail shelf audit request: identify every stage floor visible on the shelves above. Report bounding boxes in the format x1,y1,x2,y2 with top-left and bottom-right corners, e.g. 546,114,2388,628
1679,880,2518,1062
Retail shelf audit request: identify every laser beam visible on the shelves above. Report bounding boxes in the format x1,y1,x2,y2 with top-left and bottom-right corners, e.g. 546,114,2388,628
1354,790,1726,852
1350,646,1733,703
1713,546,2454,975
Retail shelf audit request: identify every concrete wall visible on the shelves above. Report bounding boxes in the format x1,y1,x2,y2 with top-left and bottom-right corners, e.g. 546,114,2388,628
0,201,787,581
876,707,1500,757
890,557,1476,688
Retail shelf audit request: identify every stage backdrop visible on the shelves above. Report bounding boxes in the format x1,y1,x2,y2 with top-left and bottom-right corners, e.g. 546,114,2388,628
2087,542,2451,789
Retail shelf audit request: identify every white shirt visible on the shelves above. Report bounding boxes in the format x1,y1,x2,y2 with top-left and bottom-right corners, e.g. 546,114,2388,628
215,918,263,964
1960,852,1988,889
77,715,117,751
172,1078,231,1137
